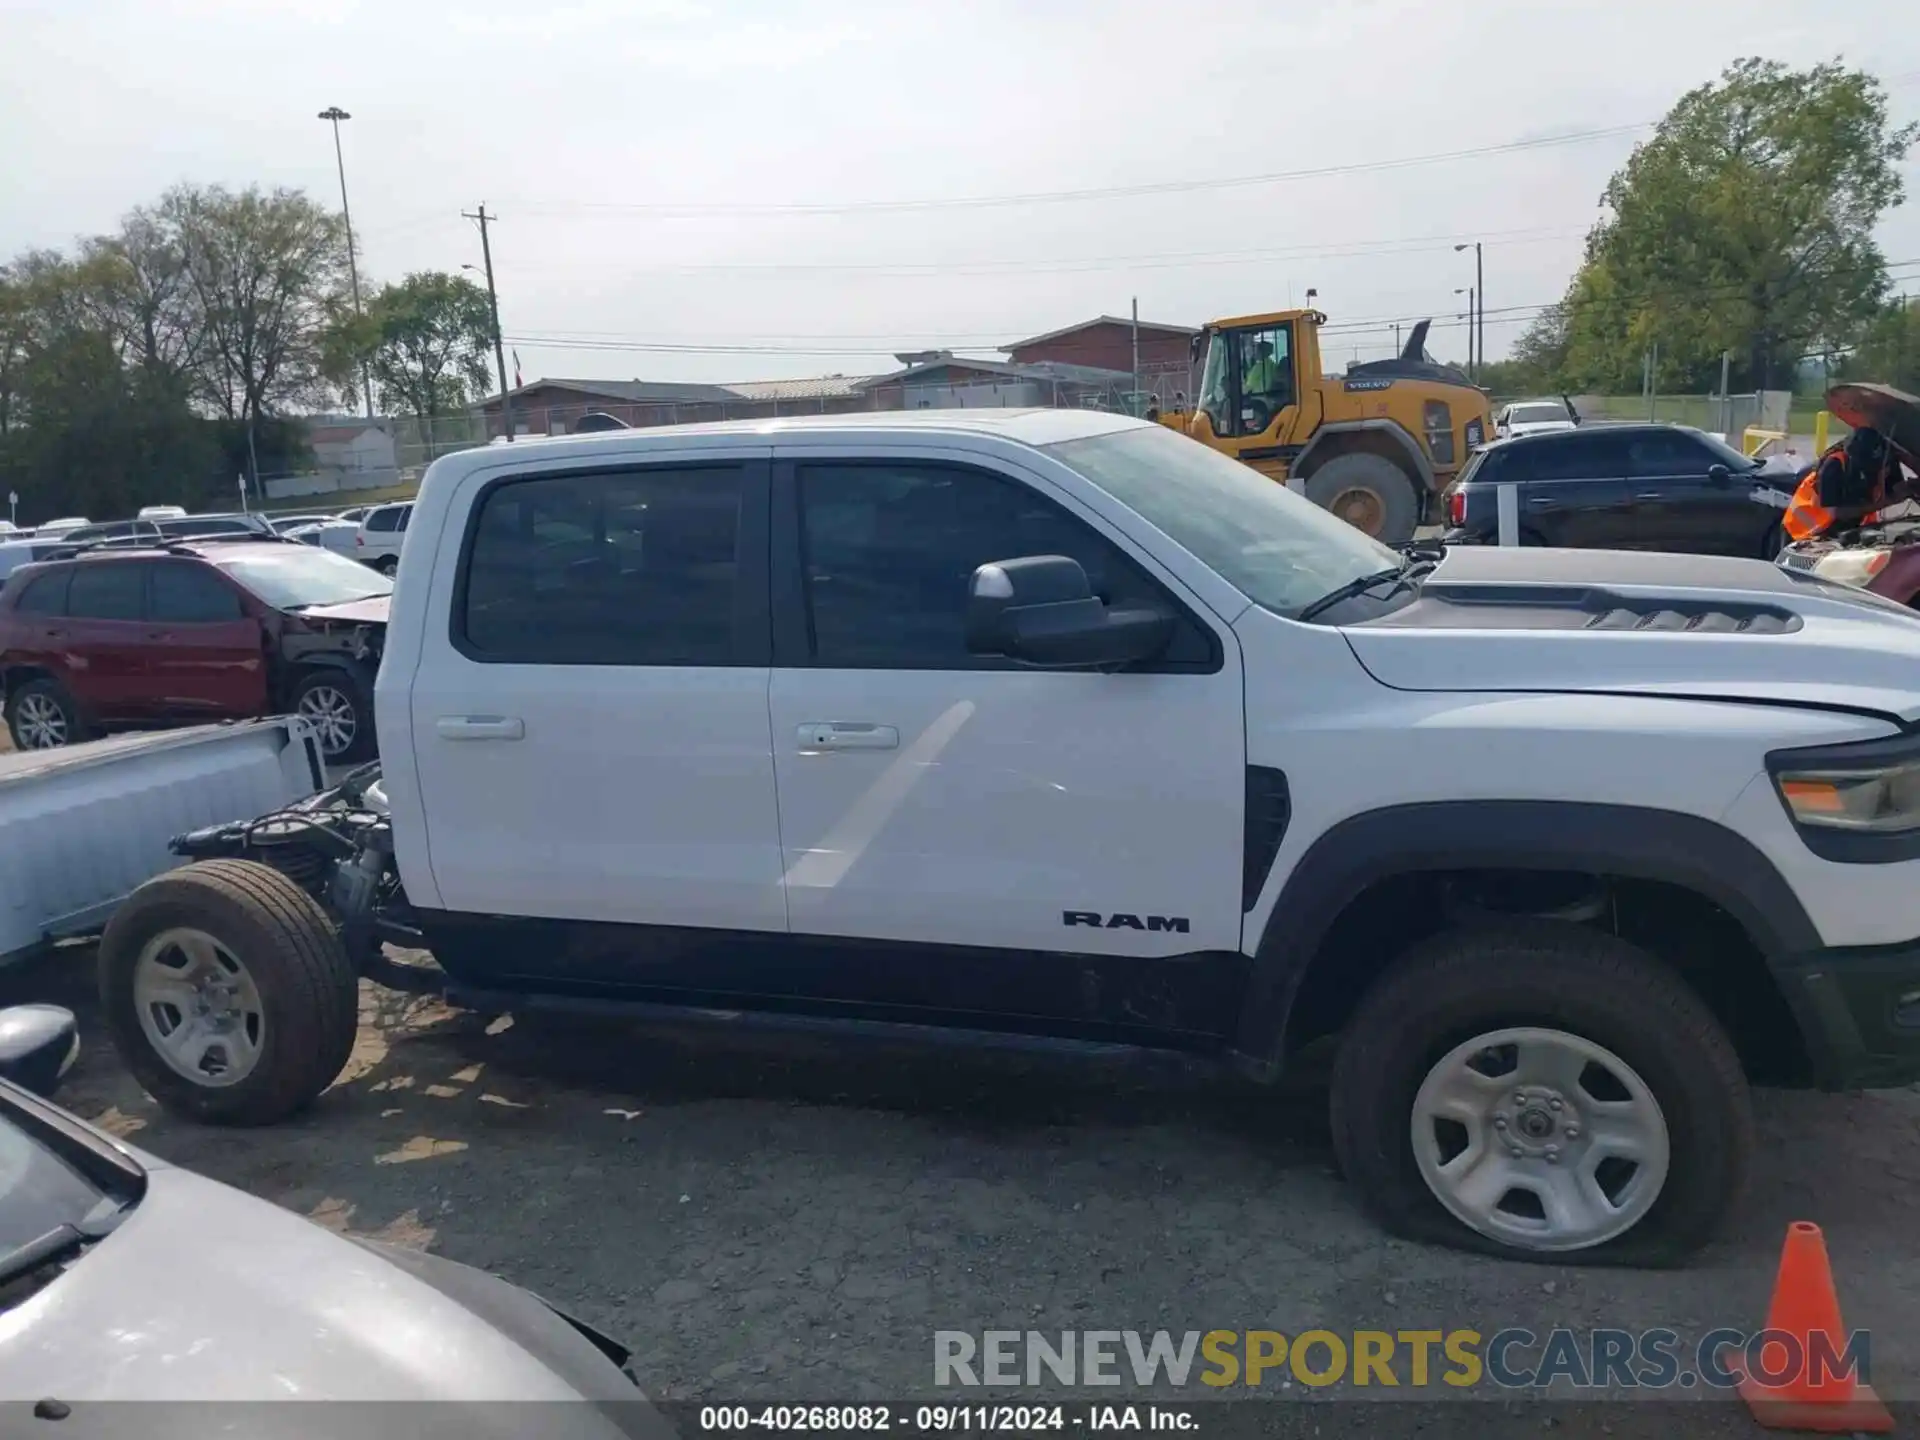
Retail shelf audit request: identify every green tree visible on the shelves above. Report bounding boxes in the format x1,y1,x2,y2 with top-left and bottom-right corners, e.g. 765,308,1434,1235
1843,296,1920,393
344,271,496,422
163,184,351,434
1556,59,1916,393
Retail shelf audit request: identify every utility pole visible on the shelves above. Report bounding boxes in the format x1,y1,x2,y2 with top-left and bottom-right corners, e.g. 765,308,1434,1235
1130,296,1140,412
1455,289,1476,374
1454,241,1483,379
1393,322,1402,356
318,107,371,420
464,205,514,442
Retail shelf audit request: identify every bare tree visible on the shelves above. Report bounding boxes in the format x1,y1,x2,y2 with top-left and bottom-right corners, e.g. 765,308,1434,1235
79,207,206,399
164,184,350,431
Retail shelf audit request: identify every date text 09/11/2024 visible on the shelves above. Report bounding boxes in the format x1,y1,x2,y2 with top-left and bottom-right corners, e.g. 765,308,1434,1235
697,1405,1191,1432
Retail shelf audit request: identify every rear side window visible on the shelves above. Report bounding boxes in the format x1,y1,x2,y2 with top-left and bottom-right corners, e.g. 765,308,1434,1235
1526,433,1631,482
396,506,412,533
365,508,398,533
65,563,146,620
13,571,70,616
458,467,747,666
150,563,244,622
1626,431,1710,477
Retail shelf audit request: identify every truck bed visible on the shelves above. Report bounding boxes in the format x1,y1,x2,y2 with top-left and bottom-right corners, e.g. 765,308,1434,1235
0,720,326,965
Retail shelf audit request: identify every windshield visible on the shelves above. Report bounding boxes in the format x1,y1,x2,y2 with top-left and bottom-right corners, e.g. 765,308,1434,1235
1196,331,1230,435
1045,424,1401,617
0,1110,111,1260
1508,404,1568,424
216,548,393,609
1688,428,1761,470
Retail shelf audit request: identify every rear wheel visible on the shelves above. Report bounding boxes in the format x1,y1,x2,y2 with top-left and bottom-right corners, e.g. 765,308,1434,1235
100,859,359,1125
1329,920,1751,1266
1304,452,1421,545
376,554,398,576
5,677,88,751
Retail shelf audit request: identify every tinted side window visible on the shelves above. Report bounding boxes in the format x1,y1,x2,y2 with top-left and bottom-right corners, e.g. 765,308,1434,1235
1626,431,1710,477
797,461,1208,670
160,517,254,538
14,571,70,616
150,562,244,622
65,563,147,620
1527,434,1630,482
460,467,745,666
396,507,412,533
365,508,398,533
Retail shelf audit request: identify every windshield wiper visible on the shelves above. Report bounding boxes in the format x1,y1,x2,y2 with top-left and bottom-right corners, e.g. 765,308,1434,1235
0,1225,87,1288
1296,558,1429,623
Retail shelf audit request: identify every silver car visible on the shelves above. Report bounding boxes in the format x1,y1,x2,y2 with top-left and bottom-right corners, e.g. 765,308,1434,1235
0,1012,673,1437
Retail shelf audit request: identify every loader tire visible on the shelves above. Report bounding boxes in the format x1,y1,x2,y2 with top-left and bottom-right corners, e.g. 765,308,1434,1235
1305,452,1421,545
100,859,359,1126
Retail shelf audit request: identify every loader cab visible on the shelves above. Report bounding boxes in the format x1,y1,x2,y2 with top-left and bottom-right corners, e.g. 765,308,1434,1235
1192,312,1315,442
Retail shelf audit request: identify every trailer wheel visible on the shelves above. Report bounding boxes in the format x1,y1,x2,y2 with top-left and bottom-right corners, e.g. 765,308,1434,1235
99,859,359,1126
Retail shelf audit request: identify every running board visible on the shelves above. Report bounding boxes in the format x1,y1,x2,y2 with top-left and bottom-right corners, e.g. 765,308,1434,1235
442,984,1223,1072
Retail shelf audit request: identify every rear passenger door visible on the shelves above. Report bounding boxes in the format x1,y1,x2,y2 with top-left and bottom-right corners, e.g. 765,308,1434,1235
1517,433,1634,547
59,563,153,720
404,453,785,979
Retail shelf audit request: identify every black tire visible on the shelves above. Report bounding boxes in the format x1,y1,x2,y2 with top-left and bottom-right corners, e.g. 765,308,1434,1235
99,859,359,1126
1759,523,1786,560
376,554,399,576
4,676,89,751
289,667,375,763
1304,452,1421,545
1329,920,1751,1267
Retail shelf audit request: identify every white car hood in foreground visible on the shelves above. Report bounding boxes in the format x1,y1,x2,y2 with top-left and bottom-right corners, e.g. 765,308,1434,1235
0,1161,667,1434
1341,545,1920,724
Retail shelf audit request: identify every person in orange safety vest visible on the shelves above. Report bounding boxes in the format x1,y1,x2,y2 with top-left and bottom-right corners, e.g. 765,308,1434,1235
1781,426,1915,543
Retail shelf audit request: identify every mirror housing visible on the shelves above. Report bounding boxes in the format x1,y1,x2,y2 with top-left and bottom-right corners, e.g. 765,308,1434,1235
0,1004,79,1097
965,556,1174,669
1708,462,1731,483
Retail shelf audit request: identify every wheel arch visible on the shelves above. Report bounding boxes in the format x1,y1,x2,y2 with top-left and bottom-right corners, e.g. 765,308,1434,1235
1233,800,1824,1081
278,653,373,707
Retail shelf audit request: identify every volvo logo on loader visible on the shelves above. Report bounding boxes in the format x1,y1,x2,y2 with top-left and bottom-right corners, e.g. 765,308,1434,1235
1063,910,1191,933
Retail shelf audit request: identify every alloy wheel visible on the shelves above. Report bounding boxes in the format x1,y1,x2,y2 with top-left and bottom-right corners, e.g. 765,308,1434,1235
13,692,69,749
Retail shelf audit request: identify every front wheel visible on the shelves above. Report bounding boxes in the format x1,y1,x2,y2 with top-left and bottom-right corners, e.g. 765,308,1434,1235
99,859,360,1125
1303,452,1420,545
291,668,374,762
1329,920,1752,1266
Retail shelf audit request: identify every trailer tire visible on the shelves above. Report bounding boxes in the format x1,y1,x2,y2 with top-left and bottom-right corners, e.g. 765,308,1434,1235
99,859,359,1126
1305,451,1420,545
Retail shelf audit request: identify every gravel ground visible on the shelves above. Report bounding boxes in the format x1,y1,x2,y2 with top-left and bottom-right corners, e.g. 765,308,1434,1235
9,942,1920,1435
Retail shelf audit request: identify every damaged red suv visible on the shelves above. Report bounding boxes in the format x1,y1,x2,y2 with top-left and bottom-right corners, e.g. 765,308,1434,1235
0,540,390,761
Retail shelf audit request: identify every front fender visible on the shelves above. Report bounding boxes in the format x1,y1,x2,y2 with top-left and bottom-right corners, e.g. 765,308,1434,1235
1230,799,1822,1075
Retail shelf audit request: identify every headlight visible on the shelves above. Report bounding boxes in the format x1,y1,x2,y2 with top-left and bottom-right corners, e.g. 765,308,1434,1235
1776,761,1920,833
1811,549,1891,589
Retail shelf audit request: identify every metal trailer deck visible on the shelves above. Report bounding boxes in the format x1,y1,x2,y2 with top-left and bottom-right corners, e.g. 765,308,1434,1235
0,719,325,966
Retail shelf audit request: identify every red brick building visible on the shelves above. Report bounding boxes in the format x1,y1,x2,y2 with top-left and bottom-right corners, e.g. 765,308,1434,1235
1002,315,1199,399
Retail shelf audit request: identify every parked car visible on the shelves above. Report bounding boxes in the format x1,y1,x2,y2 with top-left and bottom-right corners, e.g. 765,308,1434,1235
0,522,18,538
0,1068,657,1419
136,504,188,521
354,502,413,572
333,505,371,525
1778,512,1920,602
286,516,363,557
48,513,275,553
31,517,90,539
0,541,389,761
1442,422,1789,556
1494,398,1578,440
267,512,336,534
0,538,70,584
100,410,1920,1270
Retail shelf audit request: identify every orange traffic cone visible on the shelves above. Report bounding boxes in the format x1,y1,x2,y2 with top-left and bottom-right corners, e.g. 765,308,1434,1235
1731,1221,1893,1433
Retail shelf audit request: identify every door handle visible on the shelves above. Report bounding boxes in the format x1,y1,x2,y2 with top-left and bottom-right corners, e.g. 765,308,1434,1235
1636,493,1664,502
1527,496,1557,507
797,722,899,752
436,715,526,741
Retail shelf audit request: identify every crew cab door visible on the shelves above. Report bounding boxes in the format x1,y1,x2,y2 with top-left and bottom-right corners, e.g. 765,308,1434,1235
762,445,1246,1036
404,451,785,945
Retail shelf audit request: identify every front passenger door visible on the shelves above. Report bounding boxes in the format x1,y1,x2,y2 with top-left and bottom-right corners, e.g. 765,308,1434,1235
765,453,1247,1041
1623,430,1755,556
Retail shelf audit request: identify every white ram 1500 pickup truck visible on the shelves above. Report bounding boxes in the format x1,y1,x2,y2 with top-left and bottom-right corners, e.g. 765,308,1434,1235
101,410,1920,1265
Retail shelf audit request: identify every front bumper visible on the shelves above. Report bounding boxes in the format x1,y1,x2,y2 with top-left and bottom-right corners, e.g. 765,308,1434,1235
1778,941,1920,1090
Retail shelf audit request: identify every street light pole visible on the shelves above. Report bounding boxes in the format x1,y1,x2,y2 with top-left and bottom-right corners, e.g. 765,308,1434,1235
1455,241,1483,380
1454,288,1476,374
318,107,371,419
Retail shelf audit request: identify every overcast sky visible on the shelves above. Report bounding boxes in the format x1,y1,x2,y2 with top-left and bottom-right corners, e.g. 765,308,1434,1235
3,0,1917,386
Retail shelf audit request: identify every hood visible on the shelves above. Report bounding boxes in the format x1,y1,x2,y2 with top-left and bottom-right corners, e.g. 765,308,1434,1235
0,1164,664,1430
1341,545,1920,724
298,594,390,625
